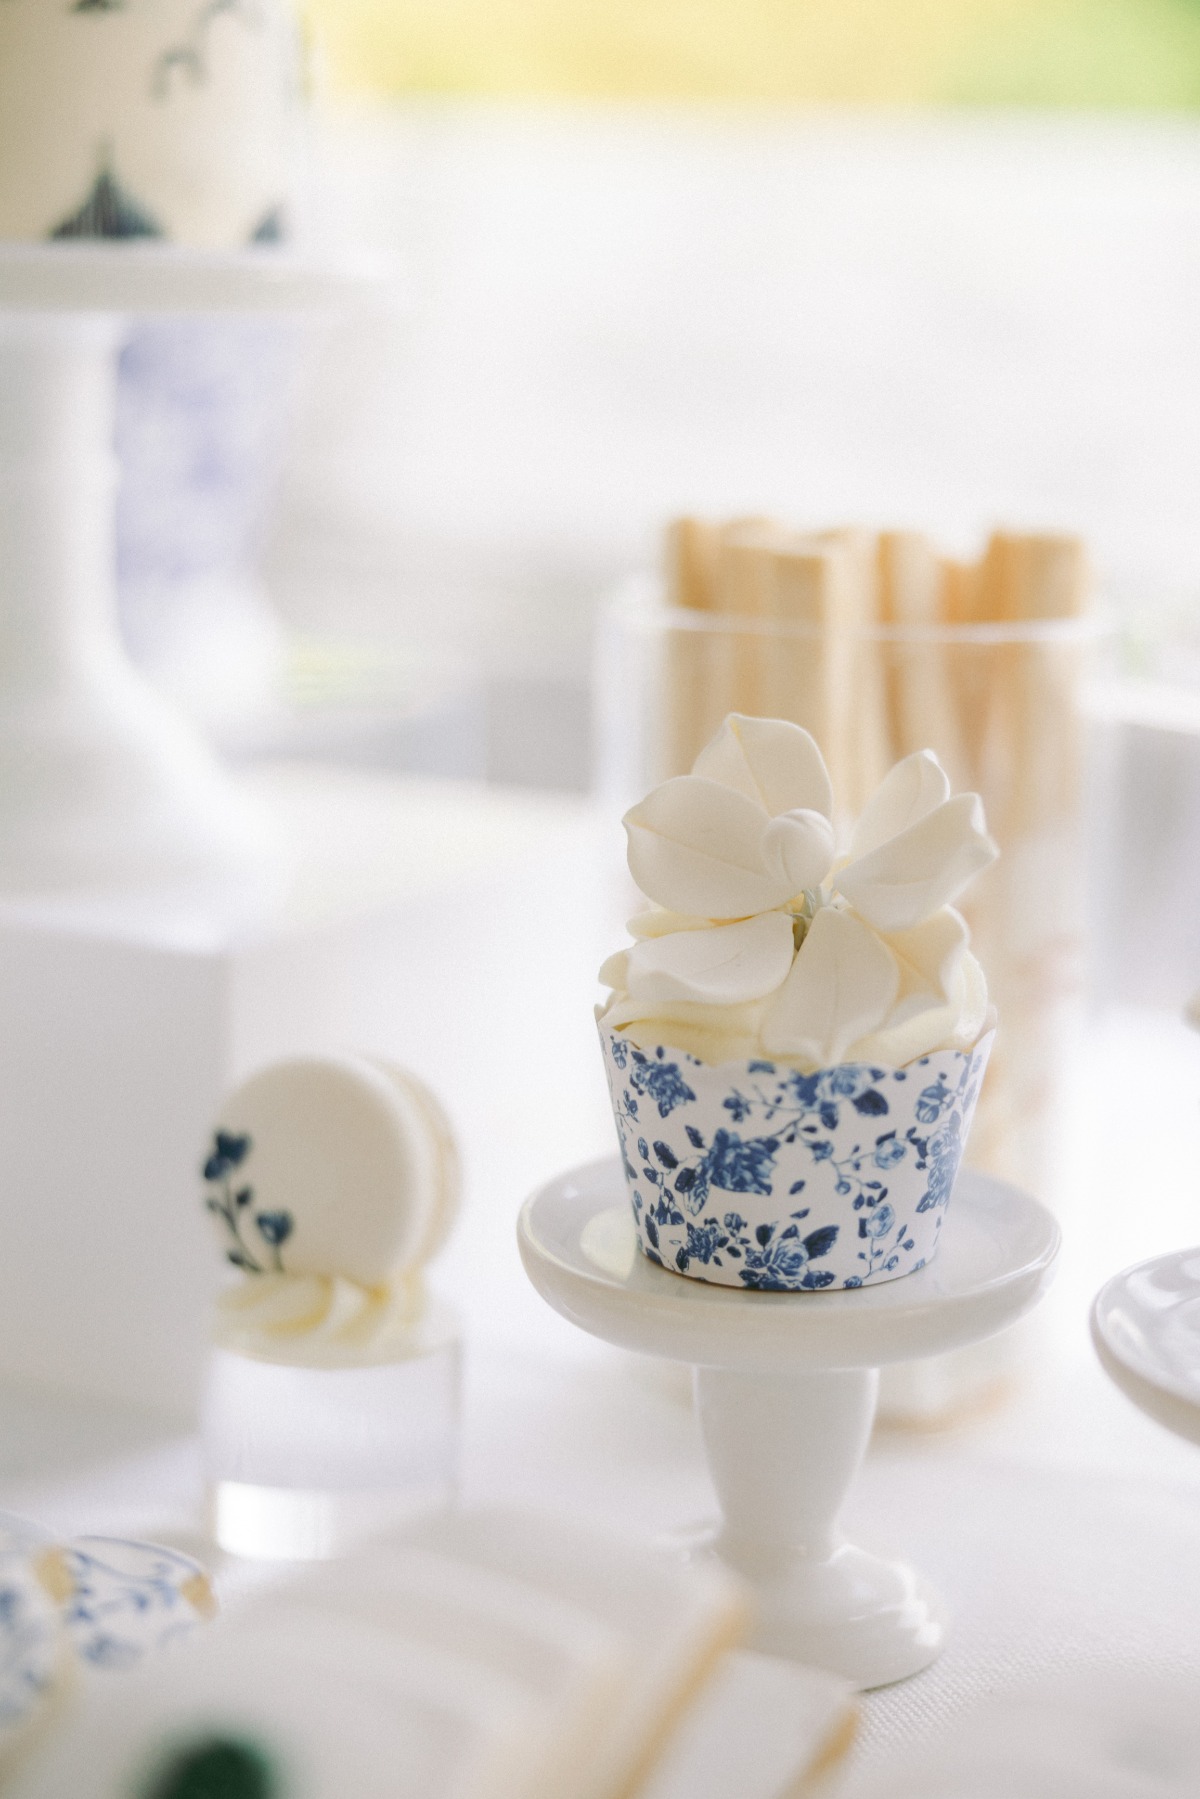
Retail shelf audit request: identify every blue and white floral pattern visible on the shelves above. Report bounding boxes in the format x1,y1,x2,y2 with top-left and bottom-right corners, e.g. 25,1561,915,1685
601,1024,993,1290
202,1130,295,1275
0,1522,216,1750
60,1538,214,1671
0,1554,61,1753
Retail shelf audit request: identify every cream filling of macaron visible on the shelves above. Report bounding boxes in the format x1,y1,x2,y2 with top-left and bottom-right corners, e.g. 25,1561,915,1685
214,1269,427,1368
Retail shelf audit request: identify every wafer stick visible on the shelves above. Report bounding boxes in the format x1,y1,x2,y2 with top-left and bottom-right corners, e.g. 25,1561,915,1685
667,516,720,613
933,555,989,795
978,531,1088,623
940,555,982,626
978,531,1089,839
665,517,784,774
878,531,968,789
758,541,849,807
664,517,720,776
964,531,1090,1188
809,527,891,816
715,528,883,825
664,520,937,809
712,523,780,728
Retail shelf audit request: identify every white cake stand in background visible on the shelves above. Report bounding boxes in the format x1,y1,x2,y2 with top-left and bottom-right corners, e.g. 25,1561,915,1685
519,1157,1060,1690
0,243,372,932
1092,1249,1200,1449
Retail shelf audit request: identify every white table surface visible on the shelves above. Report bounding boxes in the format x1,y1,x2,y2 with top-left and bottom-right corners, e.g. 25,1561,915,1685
1,785,1198,1781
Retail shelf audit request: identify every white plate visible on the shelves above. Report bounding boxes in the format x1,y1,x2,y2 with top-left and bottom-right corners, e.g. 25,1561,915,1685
1092,1248,1200,1448
519,1156,1060,1372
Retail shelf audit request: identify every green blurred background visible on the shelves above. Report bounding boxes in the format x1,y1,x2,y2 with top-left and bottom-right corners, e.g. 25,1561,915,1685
308,0,1200,106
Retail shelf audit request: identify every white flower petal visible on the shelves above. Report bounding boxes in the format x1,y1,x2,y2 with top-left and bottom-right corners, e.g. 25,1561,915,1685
763,906,899,1066
881,911,972,1036
598,949,630,989
692,714,834,819
834,794,998,933
623,912,796,1007
627,908,711,940
849,749,950,860
762,808,836,896
624,775,795,918
885,908,970,1006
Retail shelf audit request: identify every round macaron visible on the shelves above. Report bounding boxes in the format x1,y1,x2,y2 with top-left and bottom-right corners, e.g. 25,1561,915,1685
202,1054,461,1288
367,1060,461,1270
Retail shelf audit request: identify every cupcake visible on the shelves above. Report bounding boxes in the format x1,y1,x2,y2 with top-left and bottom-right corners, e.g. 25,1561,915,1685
598,715,997,1289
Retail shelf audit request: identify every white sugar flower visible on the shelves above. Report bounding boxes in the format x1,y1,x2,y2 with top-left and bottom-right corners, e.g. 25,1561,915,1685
601,714,998,1069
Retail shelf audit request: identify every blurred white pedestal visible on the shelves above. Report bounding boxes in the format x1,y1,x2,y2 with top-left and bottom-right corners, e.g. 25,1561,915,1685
0,314,278,916
0,766,607,1420
0,250,368,916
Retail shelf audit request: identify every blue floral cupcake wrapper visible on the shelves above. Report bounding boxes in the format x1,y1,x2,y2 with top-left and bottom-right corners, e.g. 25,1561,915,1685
600,1021,993,1291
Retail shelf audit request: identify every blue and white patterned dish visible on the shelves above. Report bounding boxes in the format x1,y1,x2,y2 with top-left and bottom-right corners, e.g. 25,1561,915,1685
61,1539,215,1673
600,1022,993,1291
0,1517,215,1677
0,1550,64,1767
0,1520,216,1769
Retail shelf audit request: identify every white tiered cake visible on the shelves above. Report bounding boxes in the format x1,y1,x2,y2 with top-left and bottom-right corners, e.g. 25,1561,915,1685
0,0,302,248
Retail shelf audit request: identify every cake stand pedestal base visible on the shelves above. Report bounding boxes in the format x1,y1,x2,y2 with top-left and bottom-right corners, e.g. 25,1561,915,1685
683,1366,943,1686
518,1156,1059,1690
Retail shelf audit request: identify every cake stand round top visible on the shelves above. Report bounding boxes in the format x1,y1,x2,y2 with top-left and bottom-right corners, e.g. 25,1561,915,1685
519,1156,1060,1373
1092,1248,1200,1449
0,243,384,316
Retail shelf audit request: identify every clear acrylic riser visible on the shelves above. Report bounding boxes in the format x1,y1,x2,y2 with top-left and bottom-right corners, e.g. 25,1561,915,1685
202,1332,461,1562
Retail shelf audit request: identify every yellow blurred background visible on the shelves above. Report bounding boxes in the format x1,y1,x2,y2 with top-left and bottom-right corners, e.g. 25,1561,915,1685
308,0,1200,106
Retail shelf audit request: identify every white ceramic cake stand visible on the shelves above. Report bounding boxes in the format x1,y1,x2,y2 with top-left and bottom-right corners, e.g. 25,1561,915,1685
0,243,369,926
1091,1249,1200,1449
519,1155,1059,1690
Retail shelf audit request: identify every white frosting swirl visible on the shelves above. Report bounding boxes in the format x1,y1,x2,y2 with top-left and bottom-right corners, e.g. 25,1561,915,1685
214,1270,433,1369
604,933,990,1069
601,715,997,1072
